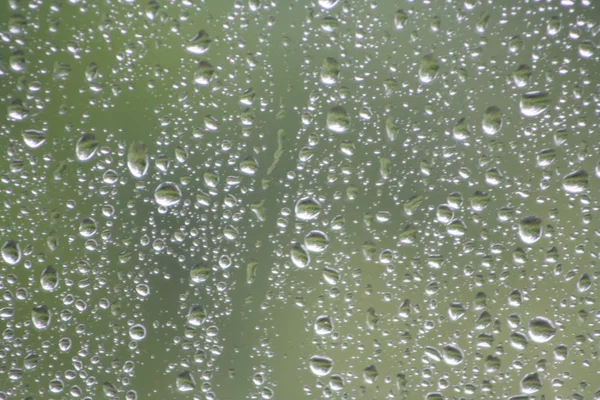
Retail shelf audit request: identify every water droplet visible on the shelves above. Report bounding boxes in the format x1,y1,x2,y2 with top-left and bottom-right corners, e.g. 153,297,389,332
318,0,339,10
304,230,329,253
442,344,464,366
482,106,502,135
40,265,59,291
129,324,146,341
31,305,51,330
326,106,350,133
127,141,149,179
520,91,551,117
320,57,340,85
562,169,588,194
315,315,333,335
520,372,542,394
186,30,211,55
22,129,46,148
2,240,21,265
528,317,556,343
75,133,99,161
394,9,408,30
187,305,207,326
79,217,97,237
291,243,310,268
309,355,333,376
176,371,196,392
193,60,215,86
295,196,321,220
190,262,211,283
518,216,543,244
154,182,181,207
419,54,440,84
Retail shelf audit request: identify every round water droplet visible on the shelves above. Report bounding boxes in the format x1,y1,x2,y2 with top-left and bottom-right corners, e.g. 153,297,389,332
22,129,46,148
520,372,542,394
304,230,329,253
512,64,532,88
190,262,211,283
528,317,556,343
419,54,440,84
154,182,181,207
40,265,59,291
176,371,196,392
482,106,502,135
2,240,21,265
518,216,543,244
239,156,259,175
187,305,207,326
79,217,97,237
442,345,464,366
291,243,310,268
326,106,350,133
315,315,333,335
446,219,466,237
295,196,321,220
32,305,51,330
127,141,149,179
520,91,551,117
129,324,146,341
76,133,99,161
193,60,215,86
186,30,211,55
318,0,339,9
562,169,588,194
309,355,333,376
320,57,340,85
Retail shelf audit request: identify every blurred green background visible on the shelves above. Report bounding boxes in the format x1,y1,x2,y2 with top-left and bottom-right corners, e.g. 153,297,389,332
1,0,598,399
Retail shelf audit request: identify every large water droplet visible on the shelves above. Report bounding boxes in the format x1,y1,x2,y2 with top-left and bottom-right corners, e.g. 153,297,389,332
562,169,588,194
31,305,51,330
75,133,99,161
1,240,21,265
154,182,182,207
520,91,551,117
309,356,333,376
127,141,149,179
185,30,211,55
528,317,556,343
419,54,440,84
326,106,350,133
295,196,321,221
518,216,543,244
22,129,46,148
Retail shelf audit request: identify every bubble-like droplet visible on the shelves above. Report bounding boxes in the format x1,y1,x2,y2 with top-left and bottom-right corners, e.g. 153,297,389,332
528,317,556,343
40,265,59,291
7,99,29,121
75,133,99,161
330,375,344,391
154,182,181,207
129,324,146,341
127,141,149,179
187,305,207,326
320,57,340,85
520,372,542,394
512,64,532,88
520,91,551,117
452,117,470,141
318,0,339,10
326,106,350,133
190,262,211,283
22,129,46,148
363,365,378,384
518,216,542,244
1,240,21,265
176,371,196,392
239,156,259,175
482,106,502,135
193,60,215,86
394,9,408,30
79,217,97,237
315,315,333,335
419,54,440,84
32,305,51,330
562,169,588,194
291,243,310,268
185,30,211,55
442,344,464,365
295,196,321,220
309,355,333,376
304,230,329,253
446,219,466,237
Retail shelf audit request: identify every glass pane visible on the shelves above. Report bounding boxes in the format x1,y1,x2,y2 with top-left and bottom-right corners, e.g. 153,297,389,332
1,0,598,399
